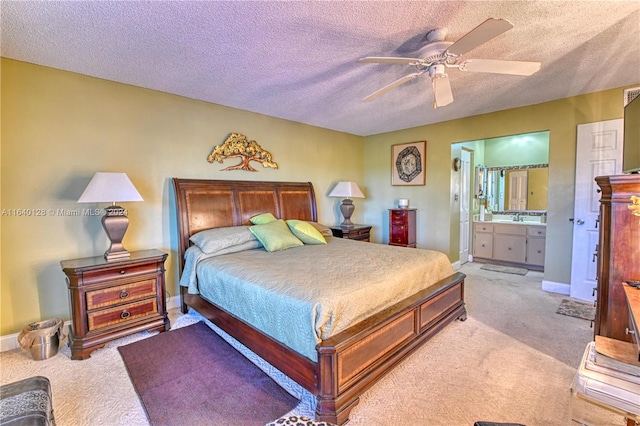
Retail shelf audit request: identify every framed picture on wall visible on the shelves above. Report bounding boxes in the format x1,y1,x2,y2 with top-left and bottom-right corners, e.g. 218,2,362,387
391,141,426,186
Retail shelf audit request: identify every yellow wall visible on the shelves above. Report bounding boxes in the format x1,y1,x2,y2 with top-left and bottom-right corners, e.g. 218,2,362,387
527,167,549,210
363,87,631,286
0,59,364,334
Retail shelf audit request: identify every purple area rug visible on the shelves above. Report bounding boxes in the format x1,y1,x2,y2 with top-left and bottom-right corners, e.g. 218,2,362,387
118,321,299,426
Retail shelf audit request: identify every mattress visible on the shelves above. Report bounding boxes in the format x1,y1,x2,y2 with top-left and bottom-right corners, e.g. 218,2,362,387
182,237,454,361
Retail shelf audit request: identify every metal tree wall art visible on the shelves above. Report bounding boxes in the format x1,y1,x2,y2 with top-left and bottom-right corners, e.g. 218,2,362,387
207,133,278,171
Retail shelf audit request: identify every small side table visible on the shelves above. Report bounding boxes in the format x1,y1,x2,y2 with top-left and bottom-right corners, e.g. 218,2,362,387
61,249,169,360
389,208,417,248
330,224,372,242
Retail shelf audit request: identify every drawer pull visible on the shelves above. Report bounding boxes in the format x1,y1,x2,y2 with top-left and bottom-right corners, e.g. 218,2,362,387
120,310,131,320
626,327,636,336
119,290,129,299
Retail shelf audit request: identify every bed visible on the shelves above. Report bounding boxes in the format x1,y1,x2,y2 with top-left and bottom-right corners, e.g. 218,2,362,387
173,178,466,424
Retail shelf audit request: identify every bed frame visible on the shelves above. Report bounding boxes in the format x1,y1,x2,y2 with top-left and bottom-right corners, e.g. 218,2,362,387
173,178,466,424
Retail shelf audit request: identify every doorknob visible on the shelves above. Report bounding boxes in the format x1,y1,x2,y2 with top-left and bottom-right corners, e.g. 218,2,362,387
576,219,585,225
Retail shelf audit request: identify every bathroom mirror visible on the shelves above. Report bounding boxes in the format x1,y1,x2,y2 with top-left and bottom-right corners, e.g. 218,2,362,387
484,164,548,212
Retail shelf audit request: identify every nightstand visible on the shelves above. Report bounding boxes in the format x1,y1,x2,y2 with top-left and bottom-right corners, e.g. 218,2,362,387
61,249,169,360
330,224,372,242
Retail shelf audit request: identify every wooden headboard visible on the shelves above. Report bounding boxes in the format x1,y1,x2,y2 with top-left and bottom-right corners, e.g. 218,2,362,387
172,178,318,270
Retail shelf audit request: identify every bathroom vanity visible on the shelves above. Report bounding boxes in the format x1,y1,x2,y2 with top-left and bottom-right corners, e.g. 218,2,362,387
473,216,546,271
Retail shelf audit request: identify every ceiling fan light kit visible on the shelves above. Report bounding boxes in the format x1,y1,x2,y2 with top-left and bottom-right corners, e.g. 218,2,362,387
357,18,541,109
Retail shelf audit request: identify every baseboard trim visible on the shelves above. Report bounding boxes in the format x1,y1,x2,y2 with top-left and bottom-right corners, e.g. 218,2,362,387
542,280,570,295
0,295,182,353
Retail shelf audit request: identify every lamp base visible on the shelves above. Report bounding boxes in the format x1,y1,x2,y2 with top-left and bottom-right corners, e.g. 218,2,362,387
340,198,355,228
102,206,131,262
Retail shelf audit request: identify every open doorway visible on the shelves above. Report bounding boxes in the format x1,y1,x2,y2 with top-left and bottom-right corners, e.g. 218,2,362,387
452,131,550,266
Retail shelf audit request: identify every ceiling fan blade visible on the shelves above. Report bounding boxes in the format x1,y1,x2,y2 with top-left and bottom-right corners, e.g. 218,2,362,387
357,56,421,64
362,72,423,102
458,59,541,75
432,74,453,108
446,18,513,56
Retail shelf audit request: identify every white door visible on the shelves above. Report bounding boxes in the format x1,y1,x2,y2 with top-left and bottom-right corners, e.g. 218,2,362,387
459,149,471,264
508,171,528,210
570,119,623,301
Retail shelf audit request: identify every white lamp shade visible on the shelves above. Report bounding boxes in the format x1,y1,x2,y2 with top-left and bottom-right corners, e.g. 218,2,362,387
328,181,365,198
78,172,143,203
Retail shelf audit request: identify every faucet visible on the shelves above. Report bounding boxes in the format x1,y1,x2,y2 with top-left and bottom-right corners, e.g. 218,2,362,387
513,212,522,222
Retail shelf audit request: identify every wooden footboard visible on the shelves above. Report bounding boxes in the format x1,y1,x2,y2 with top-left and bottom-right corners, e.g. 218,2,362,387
181,271,466,425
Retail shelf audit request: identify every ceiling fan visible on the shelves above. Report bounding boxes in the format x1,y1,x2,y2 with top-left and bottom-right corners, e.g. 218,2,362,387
357,18,541,108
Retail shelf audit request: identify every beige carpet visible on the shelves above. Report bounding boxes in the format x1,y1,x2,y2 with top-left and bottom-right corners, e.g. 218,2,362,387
0,262,624,425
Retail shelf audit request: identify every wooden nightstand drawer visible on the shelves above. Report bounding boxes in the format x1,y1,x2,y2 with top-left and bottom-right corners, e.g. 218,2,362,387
330,225,372,242
86,279,157,310
88,298,158,331
82,262,159,285
352,228,370,237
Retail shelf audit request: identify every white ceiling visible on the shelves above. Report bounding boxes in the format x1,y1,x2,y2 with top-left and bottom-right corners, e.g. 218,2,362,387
2,1,639,136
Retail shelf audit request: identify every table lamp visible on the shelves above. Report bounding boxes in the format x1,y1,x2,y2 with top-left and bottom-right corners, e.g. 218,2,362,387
78,172,143,261
329,181,365,228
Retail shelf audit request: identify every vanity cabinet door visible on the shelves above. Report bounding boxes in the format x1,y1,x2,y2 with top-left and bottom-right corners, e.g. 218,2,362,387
526,226,546,267
493,234,527,263
527,237,546,266
473,230,493,258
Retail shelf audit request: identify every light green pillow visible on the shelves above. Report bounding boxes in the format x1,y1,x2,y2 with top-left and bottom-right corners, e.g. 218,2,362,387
286,220,327,245
249,212,277,225
250,220,304,252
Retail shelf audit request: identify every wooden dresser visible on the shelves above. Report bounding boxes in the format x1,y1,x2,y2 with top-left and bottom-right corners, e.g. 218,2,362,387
389,208,417,247
595,175,640,342
61,249,169,360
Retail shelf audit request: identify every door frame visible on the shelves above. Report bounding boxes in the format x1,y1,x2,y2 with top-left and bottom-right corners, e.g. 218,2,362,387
459,148,472,264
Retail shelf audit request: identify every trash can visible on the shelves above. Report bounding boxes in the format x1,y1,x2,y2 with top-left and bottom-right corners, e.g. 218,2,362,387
17,319,64,360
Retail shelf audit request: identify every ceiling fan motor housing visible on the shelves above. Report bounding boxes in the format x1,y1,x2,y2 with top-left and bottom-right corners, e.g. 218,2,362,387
416,41,455,68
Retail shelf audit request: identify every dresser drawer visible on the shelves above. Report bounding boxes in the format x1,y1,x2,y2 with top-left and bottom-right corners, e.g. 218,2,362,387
390,210,409,222
86,279,157,310
87,298,158,331
82,262,159,285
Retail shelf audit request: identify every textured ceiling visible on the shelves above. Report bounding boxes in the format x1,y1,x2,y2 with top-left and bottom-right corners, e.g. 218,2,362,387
2,1,639,136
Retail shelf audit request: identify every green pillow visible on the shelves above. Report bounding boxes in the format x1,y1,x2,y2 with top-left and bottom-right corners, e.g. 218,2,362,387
286,220,327,245
249,212,277,225
250,220,304,252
